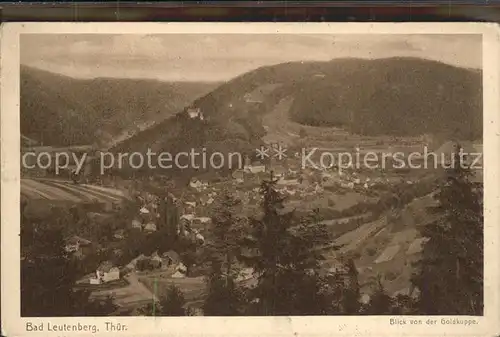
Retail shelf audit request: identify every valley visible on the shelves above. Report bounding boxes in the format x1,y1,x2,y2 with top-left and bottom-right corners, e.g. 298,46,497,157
20,56,484,316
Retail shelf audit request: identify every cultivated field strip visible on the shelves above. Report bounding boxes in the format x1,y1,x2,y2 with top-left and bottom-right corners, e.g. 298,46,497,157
81,184,128,198
21,178,129,203
406,237,429,255
374,245,401,264
22,179,82,202
48,181,122,202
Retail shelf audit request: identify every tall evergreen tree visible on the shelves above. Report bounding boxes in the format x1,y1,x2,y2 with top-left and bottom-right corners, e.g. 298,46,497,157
319,258,363,315
136,302,156,316
21,224,79,316
21,219,116,316
159,285,187,316
412,149,483,314
204,275,243,316
137,285,187,316
341,259,362,314
203,191,245,315
158,194,179,242
243,174,330,315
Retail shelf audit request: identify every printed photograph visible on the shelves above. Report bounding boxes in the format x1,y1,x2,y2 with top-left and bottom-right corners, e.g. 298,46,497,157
19,33,483,317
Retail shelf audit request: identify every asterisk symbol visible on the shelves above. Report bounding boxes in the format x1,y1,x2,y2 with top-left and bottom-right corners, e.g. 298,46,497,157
255,146,270,160
273,144,287,160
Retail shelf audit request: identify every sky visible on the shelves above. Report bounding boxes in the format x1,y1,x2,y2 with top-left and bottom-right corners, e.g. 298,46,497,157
20,34,482,82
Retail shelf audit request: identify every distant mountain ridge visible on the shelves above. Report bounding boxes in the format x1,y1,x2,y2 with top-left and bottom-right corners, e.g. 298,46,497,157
115,57,482,156
288,57,482,139
21,65,220,147
22,58,482,179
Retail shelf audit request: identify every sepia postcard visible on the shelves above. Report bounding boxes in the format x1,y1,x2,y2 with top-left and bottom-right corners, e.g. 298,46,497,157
1,22,500,336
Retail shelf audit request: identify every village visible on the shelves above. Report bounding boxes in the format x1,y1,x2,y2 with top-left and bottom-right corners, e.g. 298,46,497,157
21,100,483,315
47,133,485,315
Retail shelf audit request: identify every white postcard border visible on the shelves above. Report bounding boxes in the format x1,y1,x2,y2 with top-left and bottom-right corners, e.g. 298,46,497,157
2,22,499,337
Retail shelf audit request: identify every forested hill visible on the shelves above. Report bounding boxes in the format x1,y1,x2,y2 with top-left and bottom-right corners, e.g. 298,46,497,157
20,66,220,147
116,57,482,158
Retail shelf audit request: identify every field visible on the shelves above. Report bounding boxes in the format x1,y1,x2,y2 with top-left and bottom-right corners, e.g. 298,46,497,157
89,273,156,311
287,190,378,213
311,189,442,297
21,178,129,203
138,271,206,303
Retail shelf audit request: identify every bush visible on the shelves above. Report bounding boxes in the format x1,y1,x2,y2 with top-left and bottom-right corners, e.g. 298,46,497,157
366,247,377,257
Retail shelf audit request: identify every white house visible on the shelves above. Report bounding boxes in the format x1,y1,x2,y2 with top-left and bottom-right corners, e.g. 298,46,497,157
64,236,91,253
193,217,211,224
144,223,157,232
95,261,120,283
244,164,266,174
195,232,205,244
181,214,195,222
244,92,264,104
236,268,254,282
189,178,207,190
177,262,188,274
114,229,125,240
187,107,204,119
131,219,142,229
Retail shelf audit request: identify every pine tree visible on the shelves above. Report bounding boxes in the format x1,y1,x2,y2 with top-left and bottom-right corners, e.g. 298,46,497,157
204,274,243,316
243,174,330,315
159,194,179,242
159,285,187,316
21,224,79,316
136,303,156,316
391,294,417,315
341,259,362,314
412,149,483,314
21,219,117,316
81,295,117,316
203,191,245,315
319,258,363,315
